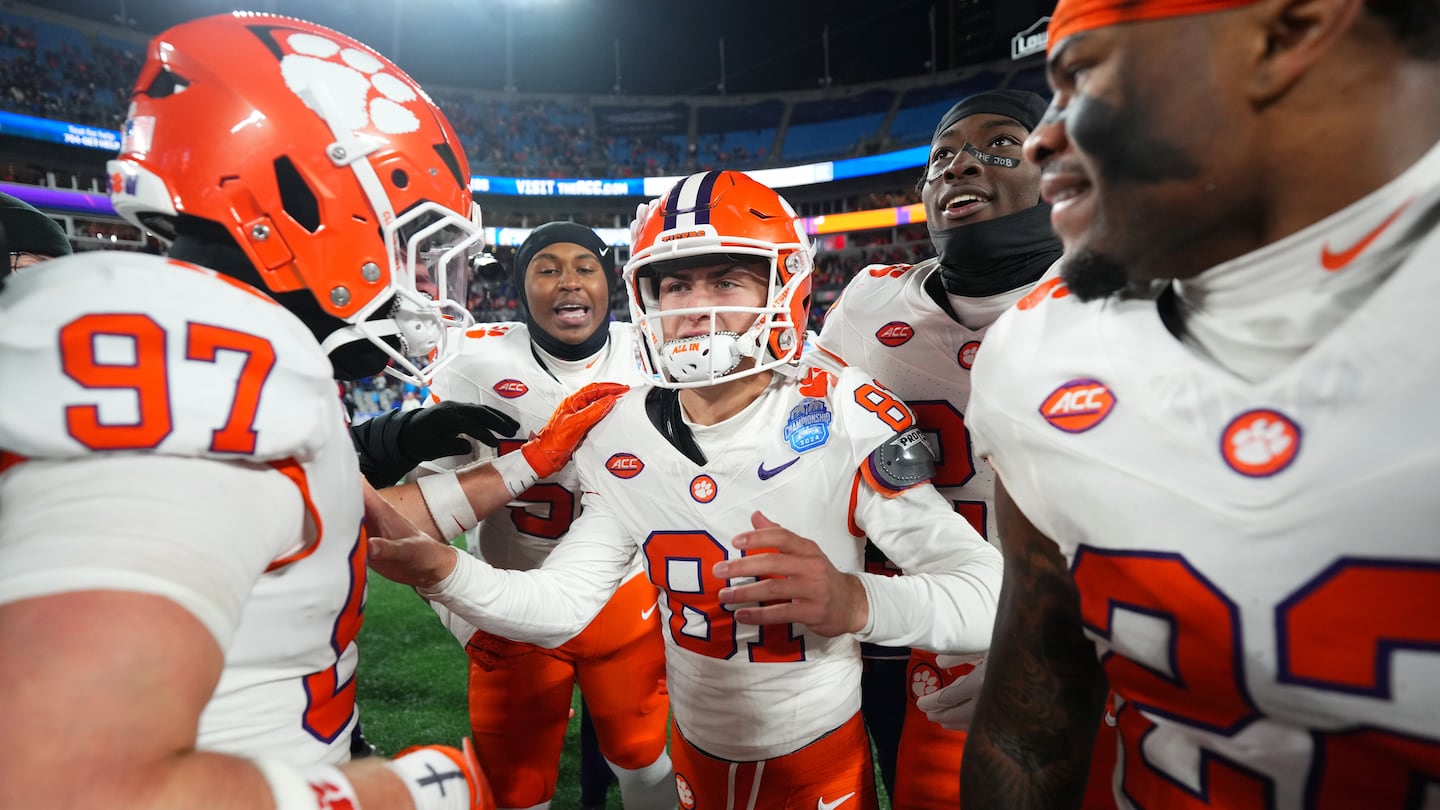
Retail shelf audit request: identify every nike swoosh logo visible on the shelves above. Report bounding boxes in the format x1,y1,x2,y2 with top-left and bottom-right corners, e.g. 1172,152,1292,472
1320,200,1410,271
757,458,799,480
817,792,856,810
640,599,659,622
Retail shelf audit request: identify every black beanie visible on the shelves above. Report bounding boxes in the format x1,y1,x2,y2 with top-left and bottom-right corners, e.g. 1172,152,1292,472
932,89,1049,143
0,191,72,258
511,221,617,361
511,221,617,308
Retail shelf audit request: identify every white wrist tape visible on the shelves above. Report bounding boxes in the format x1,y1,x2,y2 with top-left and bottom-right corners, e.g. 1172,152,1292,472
253,760,357,810
388,747,474,810
417,470,478,540
490,449,539,498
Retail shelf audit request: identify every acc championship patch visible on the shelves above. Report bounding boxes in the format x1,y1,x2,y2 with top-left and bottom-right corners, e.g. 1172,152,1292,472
784,398,832,453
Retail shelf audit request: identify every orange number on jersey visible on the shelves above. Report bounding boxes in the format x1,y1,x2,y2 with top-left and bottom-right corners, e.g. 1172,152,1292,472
59,314,277,454
498,438,577,540
854,382,914,432
907,400,974,488
1075,549,1440,808
302,531,366,743
186,323,276,454
61,314,173,449
1279,559,1440,807
642,530,805,663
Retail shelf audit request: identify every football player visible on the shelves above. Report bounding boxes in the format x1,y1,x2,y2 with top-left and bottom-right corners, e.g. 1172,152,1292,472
418,222,673,810
0,13,597,810
1,190,72,272
962,0,1440,806
366,170,1004,810
813,90,1117,808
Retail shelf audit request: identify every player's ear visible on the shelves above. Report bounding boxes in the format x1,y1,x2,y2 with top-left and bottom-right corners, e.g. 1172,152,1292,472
1246,0,1365,105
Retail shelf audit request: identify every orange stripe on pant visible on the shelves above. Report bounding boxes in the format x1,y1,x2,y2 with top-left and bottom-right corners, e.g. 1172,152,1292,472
670,712,879,810
465,572,670,808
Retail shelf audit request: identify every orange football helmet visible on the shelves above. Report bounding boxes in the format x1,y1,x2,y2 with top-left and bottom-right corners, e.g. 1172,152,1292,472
625,171,814,388
107,12,479,384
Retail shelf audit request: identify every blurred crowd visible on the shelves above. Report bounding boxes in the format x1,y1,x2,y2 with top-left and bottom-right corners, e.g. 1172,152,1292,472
3,9,940,422
0,9,957,179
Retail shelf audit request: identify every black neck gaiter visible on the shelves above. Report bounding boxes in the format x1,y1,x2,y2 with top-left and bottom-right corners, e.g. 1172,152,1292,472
928,203,1062,297
527,313,611,362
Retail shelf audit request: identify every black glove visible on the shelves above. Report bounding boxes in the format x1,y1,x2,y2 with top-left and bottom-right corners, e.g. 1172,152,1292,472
351,401,521,487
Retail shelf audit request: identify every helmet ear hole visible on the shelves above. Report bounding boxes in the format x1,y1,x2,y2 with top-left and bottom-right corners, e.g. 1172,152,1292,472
143,68,188,98
274,157,320,233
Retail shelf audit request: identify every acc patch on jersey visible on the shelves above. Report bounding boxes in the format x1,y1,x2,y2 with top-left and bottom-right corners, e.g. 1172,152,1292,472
784,398,832,453
493,379,528,398
1039,378,1115,433
875,321,914,347
606,452,644,479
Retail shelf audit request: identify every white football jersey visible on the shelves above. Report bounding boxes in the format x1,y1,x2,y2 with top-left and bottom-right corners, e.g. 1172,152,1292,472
0,252,364,764
427,320,646,569
572,366,998,761
969,160,1440,806
423,364,1001,761
818,258,1048,543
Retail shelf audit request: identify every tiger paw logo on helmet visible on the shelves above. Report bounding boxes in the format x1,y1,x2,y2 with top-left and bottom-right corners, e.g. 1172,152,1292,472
278,31,424,137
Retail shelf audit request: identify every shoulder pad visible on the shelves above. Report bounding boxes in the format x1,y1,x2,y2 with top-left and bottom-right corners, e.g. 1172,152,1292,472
866,426,935,491
460,322,524,341
862,263,915,280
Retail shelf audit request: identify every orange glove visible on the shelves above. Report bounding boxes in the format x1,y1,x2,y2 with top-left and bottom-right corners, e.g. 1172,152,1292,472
529,380,629,471
389,738,496,810
492,381,627,497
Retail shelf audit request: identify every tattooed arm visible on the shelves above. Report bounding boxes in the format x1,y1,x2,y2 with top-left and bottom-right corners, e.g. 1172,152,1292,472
960,479,1110,808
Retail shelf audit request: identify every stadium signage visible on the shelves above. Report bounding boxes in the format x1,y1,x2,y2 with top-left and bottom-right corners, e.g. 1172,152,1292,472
509,178,629,195
0,111,122,152
1011,17,1049,61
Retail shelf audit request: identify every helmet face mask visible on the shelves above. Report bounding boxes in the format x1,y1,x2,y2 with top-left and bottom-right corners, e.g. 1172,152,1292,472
319,201,483,383
625,172,814,389
107,13,479,384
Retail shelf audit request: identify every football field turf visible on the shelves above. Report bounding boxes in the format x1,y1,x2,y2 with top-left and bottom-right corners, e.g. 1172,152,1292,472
356,571,589,806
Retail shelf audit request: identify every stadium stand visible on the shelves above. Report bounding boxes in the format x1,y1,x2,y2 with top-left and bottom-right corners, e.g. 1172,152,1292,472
781,89,894,162
0,0,1051,416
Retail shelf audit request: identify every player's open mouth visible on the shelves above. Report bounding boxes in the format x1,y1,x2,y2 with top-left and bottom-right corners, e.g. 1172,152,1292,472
941,192,989,221
554,303,590,326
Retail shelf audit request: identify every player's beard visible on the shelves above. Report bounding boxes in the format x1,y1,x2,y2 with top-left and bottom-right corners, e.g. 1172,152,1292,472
1059,250,1131,301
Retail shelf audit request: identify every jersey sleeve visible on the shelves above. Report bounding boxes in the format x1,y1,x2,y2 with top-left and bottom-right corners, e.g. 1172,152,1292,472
966,302,1066,541
814,262,905,366
417,486,638,647
0,455,304,649
829,365,930,496
849,480,1002,654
